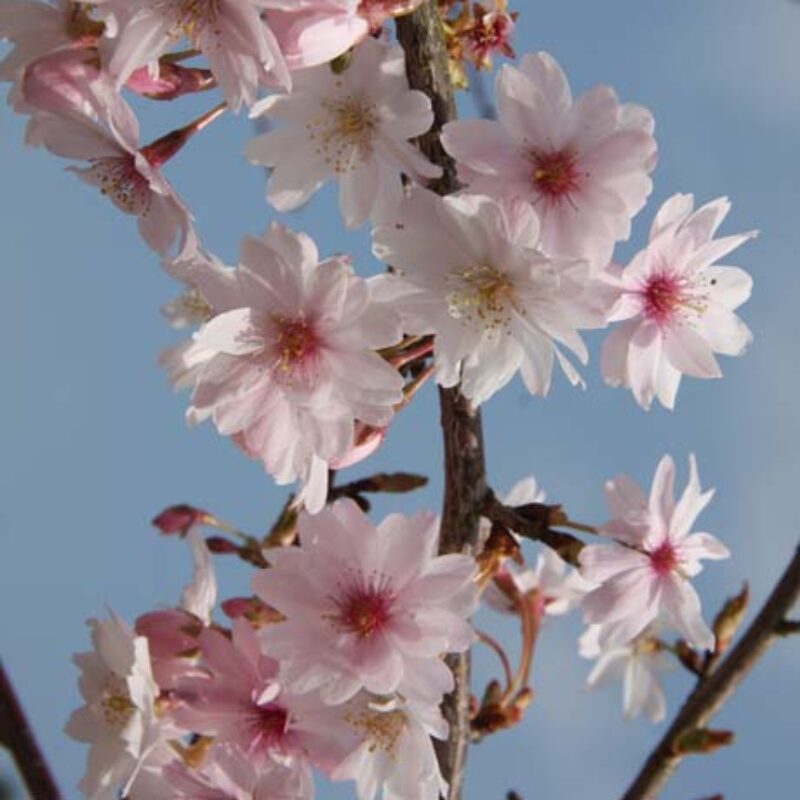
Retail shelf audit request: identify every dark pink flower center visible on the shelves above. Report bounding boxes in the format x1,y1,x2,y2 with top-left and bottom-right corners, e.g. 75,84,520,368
530,148,581,203
335,579,395,639
640,272,685,324
250,703,288,751
648,540,677,576
272,316,320,375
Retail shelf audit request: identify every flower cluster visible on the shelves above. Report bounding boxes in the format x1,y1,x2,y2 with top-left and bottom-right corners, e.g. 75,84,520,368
577,454,729,718
67,502,478,799
1,1,759,795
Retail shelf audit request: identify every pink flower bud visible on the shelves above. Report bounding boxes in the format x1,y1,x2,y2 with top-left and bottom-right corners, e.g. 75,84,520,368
152,504,209,536
125,63,214,102
221,596,283,627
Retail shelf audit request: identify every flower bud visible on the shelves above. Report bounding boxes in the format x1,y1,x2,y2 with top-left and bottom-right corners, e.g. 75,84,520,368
673,728,734,756
152,504,210,536
205,536,240,554
712,582,749,655
221,596,284,627
125,63,214,101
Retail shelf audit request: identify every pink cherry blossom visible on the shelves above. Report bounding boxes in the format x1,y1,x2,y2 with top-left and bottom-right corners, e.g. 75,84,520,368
96,0,290,109
246,37,441,229
22,51,195,256
178,223,404,512
580,454,730,651
65,613,171,799
252,499,478,705
372,189,602,405
263,0,423,70
175,619,315,777
0,1,105,84
441,51,657,265
130,744,313,800
601,193,756,410
580,624,670,723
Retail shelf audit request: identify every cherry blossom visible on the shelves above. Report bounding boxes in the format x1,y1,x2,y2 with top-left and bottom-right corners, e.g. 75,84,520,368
485,545,593,617
178,223,404,512
21,52,195,256
246,37,440,229
0,1,105,85
322,692,447,800
372,189,601,405
580,454,729,651
441,51,657,265
601,194,756,410
263,0,423,70
65,613,170,799
580,624,670,723
129,744,313,800
252,499,478,705
96,0,290,109
176,619,316,779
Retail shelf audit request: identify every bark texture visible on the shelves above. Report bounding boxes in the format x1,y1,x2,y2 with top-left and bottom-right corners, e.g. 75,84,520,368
396,6,487,798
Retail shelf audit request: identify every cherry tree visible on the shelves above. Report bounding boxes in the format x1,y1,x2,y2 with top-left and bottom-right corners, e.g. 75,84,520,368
0,2,798,799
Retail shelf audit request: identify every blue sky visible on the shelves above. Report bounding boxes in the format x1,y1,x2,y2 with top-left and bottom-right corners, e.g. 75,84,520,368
1,1,799,798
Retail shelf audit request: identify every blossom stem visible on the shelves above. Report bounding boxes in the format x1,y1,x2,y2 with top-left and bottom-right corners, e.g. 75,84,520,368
0,661,62,799
475,630,514,691
190,101,228,133
140,102,227,167
505,594,542,702
396,5,485,798
481,492,586,567
621,544,800,800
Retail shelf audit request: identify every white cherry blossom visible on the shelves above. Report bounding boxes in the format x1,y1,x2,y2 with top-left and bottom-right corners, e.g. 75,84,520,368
95,0,290,109
372,189,602,406
65,613,169,799
246,37,441,229
580,624,670,723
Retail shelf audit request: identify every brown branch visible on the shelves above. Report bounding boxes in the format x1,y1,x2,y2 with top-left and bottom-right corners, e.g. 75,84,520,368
621,544,800,800
0,661,62,800
396,6,485,799
480,492,586,566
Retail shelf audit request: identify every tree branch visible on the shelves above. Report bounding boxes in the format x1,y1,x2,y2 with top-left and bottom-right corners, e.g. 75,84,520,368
621,544,800,800
480,491,586,566
396,6,486,799
0,661,62,800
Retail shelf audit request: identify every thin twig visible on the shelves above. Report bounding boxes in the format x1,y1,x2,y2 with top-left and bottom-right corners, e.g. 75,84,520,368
481,492,586,566
396,5,486,799
621,544,800,800
0,661,62,800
